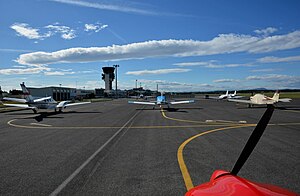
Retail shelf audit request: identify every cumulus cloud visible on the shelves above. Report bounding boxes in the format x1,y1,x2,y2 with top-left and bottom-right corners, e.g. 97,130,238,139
11,23,76,40
16,30,300,66
257,55,300,63
45,24,76,39
84,23,108,32
10,23,51,40
126,68,191,75
254,27,278,36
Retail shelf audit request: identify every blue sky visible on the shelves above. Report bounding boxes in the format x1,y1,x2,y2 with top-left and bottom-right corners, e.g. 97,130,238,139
1,0,300,92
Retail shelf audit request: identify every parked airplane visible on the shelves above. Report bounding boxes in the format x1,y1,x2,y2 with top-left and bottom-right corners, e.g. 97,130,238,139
228,91,291,107
186,105,297,195
128,92,194,109
2,83,91,113
210,91,243,100
228,91,244,99
130,94,154,100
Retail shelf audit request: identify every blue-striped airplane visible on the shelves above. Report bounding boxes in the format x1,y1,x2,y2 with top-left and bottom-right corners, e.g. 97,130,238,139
128,92,194,109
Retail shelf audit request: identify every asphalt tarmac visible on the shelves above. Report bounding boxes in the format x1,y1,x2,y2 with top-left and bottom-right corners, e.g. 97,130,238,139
0,98,299,195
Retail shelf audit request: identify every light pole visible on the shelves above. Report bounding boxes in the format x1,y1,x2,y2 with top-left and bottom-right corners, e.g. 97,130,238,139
113,65,119,98
59,84,62,101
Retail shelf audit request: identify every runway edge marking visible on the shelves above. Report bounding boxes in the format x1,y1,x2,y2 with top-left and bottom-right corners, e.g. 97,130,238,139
177,124,253,191
49,108,142,196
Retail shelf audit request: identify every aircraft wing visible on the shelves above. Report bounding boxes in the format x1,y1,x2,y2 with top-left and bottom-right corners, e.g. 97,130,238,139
230,96,244,99
2,97,27,103
278,98,292,103
128,101,156,105
65,102,91,107
207,96,221,100
170,100,195,105
56,101,91,108
228,99,253,104
33,96,52,102
3,103,35,109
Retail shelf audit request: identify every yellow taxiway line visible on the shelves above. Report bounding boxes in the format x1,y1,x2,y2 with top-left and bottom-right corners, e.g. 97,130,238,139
160,108,242,125
177,125,254,191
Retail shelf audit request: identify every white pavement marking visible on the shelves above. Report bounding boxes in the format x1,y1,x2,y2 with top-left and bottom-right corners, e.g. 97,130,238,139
30,123,52,127
49,109,141,196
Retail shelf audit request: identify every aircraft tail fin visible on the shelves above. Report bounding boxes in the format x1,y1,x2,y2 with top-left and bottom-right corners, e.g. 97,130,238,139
233,91,237,96
225,90,229,96
272,91,280,102
20,82,33,101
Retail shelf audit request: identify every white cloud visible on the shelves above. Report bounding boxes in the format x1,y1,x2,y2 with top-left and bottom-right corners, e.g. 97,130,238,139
84,23,108,32
257,55,300,63
250,68,278,72
11,23,77,41
0,48,33,53
125,68,191,75
10,23,50,40
246,74,300,89
246,74,297,81
213,79,239,83
174,61,214,67
134,79,213,92
0,66,50,75
50,0,158,15
16,30,300,66
45,24,76,39
44,71,75,75
254,27,278,36
174,60,252,68
61,32,76,40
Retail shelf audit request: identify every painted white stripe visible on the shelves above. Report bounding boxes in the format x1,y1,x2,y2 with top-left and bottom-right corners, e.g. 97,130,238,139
30,123,52,127
49,109,141,196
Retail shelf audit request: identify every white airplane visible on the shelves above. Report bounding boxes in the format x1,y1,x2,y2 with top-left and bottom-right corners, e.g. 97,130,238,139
228,91,244,99
130,94,154,100
209,90,243,100
228,91,291,107
2,83,91,113
128,92,194,109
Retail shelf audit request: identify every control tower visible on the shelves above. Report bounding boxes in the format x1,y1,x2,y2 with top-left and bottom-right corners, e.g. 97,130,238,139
102,67,115,93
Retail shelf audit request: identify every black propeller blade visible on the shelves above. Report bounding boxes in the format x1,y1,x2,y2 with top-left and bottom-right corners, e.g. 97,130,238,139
231,104,275,175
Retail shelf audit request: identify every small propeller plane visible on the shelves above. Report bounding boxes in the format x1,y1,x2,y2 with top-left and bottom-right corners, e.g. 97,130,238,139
130,93,154,100
228,91,291,107
185,104,297,195
128,92,194,109
2,83,91,113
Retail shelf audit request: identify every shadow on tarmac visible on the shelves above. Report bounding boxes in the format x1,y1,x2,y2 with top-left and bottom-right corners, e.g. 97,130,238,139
136,107,203,112
6,111,102,122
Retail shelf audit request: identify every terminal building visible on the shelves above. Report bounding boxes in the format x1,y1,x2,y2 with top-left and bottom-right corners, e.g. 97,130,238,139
27,86,76,101
27,86,95,101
